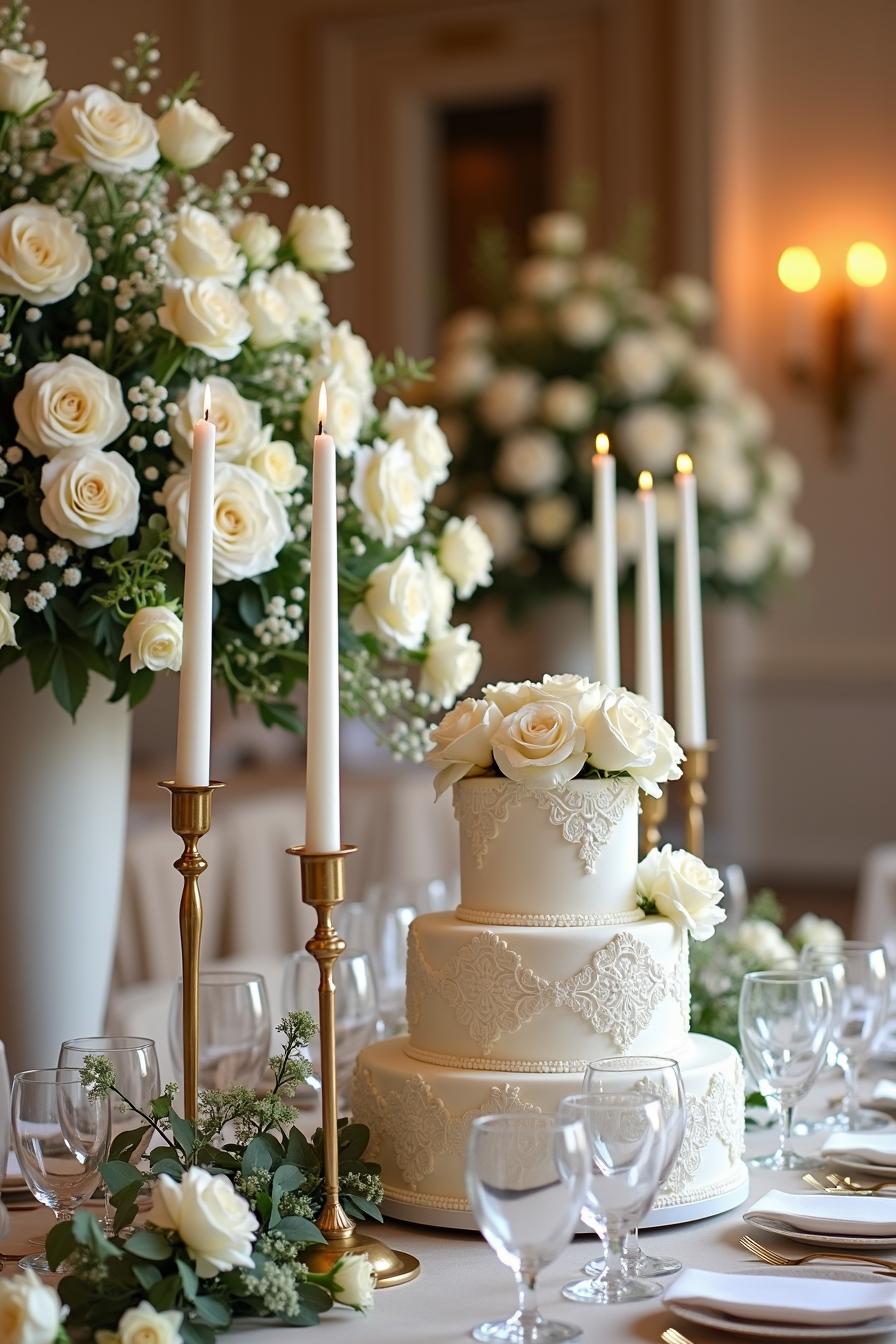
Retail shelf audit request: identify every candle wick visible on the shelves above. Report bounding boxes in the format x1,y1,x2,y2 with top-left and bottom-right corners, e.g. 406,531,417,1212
204,409,209,421
317,419,323,435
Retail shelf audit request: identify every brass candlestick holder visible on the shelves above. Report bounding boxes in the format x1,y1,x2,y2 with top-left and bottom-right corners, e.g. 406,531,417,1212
286,844,420,1289
681,744,714,859
639,790,667,855
160,780,224,1120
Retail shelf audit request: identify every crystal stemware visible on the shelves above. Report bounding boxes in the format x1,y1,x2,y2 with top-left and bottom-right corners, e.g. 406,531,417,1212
341,901,416,1036
169,969,271,1091
282,950,378,1110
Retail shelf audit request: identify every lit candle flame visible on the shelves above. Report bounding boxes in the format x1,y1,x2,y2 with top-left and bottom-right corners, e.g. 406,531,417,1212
638,470,653,491
846,240,887,288
676,452,694,476
594,432,610,456
317,381,328,434
202,383,211,422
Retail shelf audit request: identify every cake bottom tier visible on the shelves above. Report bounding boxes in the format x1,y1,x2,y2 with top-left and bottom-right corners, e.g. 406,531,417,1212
353,1032,745,1214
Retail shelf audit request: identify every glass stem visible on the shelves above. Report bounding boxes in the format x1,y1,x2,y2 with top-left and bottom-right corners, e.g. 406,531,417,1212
621,1228,640,1271
604,1227,627,1284
778,1098,795,1161
514,1266,541,1333
842,1056,859,1128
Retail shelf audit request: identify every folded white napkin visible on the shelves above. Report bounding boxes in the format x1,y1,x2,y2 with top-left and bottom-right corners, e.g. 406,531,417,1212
745,1188,896,1236
823,1132,896,1167
873,1080,896,1104
665,1268,896,1326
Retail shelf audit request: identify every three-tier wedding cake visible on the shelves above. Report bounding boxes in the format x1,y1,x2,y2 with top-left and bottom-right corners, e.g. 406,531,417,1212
353,677,747,1225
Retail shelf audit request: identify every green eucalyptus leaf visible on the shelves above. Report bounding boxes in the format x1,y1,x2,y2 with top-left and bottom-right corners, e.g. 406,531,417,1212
192,1296,232,1328
45,1219,76,1270
147,1275,181,1312
124,1229,173,1261
274,1215,325,1245
180,1321,215,1344
101,1159,145,1194
168,1109,196,1155
109,1125,150,1162
132,1262,163,1291
176,1258,199,1301
286,1127,318,1171
242,1135,274,1174
151,1157,185,1179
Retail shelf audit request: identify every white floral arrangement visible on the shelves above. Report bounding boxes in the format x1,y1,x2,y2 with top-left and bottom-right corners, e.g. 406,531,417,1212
635,844,725,942
0,6,492,752
432,209,811,618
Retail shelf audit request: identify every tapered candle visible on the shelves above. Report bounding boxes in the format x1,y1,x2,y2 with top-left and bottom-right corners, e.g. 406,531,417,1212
592,433,619,685
674,453,707,746
635,470,663,714
175,383,215,786
305,381,341,852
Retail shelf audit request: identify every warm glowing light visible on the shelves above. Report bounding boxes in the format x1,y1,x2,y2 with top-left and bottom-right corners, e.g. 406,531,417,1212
202,383,211,421
777,245,821,294
594,432,610,456
317,381,328,429
676,453,693,476
846,240,887,288
638,470,653,491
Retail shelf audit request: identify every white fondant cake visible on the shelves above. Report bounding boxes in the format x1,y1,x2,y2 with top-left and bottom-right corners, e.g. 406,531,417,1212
354,775,746,1221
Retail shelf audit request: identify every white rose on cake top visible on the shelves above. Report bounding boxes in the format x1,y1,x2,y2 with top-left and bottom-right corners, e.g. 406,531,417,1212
636,844,726,941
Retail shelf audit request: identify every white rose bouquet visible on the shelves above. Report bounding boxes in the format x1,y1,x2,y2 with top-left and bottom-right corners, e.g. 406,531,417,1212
0,7,490,754
433,209,811,618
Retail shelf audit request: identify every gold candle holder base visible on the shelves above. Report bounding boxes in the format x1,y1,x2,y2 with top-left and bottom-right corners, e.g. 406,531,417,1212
681,744,715,859
639,790,667,855
160,780,225,1121
287,844,420,1289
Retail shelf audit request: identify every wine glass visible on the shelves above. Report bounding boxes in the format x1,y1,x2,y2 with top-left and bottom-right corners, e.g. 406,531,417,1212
801,942,890,1129
342,902,416,1035
465,1112,590,1343
282,951,378,1110
739,970,833,1169
11,1068,109,1271
557,1092,666,1304
169,970,271,1091
58,1036,160,1232
581,1055,686,1278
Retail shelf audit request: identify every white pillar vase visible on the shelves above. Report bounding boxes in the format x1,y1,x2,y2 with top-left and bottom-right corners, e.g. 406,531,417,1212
0,661,132,1073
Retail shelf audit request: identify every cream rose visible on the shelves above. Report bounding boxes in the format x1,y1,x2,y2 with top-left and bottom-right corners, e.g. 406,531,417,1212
779,521,813,577
495,428,565,495
158,279,251,360
720,519,772,583
466,493,522,566
421,553,453,639
14,355,128,458
350,439,424,546
734,918,795,966
476,368,540,434
0,202,90,304
625,693,685,793
492,698,587,789
330,1254,376,1313
636,845,726,941
440,308,495,349
97,1302,183,1344
288,204,353,273
172,376,266,464
537,673,604,717
617,404,685,476
244,438,305,494
766,446,802,501
579,253,637,291
692,447,753,514
270,263,328,335
555,291,613,347
789,912,844,953
526,493,576,548
516,255,574,302
120,607,183,673
435,346,494,402
150,1167,258,1279
0,1268,65,1344
563,525,594,588
420,623,481,709
157,98,231,170
583,686,657,779
540,378,594,431
301,376,363,456
529,211,586,256
0,591,18,650
239,272,298,349
351,548,428,651
40,447,139,549
53,85,158,175
604,331,670,398
662,273,716,326
381,399,450,496
164,462,290,584
311,319,374,403
166,205,246,287
686,349,739,401
426,697,502,798
438,515,493,600
231,213,280,270
0,50,50,116
482,679,542,715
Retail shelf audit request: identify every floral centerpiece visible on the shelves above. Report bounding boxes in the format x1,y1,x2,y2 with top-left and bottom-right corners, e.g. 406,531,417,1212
432,209,810,620
0,3,492,753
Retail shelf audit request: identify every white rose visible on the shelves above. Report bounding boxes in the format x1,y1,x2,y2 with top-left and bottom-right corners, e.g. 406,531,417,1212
0,50,50,116
231,212,280,269
301,376,363,456
438,515,493,599
604,331,670,398
381,399,450,496
97,1302,183,1344
540,378,594,431
270,263,328,336
52,85,158,175
654,482,678,539
477,368,540,434
625,693,685,794
720,519,772,583
779,521,813,577
766,446,802,501
14,355,128,458
529,211,586,256
350,438,425,545
40,447,139,549
311,319,374,403
636,845,726,941
555,291,613,347
617,404,685,476
482,679,542,715
492,698,587,789
526,493,576,548
466,494,522,566
516,255,574,302
734,390,773,443
164,462,290,584
157,98,231,169
158,279,251,360
537,673,604,717
563,525,594,587
735,918,796,967
150,1167,258,1279
692,447,753,514
421,552,453,638
616,492,641,568
436,347,494,402
495,428,565,494
685,349,739,402
351,547,429,650
580,253,638,290
239,272,298,349
0,591,18,649
583,686,657,778
440,308,495,348
690,406,742,457
426,697,502,798
420,623,482,709
166,205,246,287
651,322,692,369
0,202,90,304
288,204,352,273
330,1254,375,1313
789,912,844,953
0,1268,65,1344
661,273,716,326
244,438,305,494
120,606,183,673
172,377,266,464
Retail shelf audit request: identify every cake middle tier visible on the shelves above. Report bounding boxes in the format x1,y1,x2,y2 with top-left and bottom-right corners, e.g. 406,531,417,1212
406,910,690,1069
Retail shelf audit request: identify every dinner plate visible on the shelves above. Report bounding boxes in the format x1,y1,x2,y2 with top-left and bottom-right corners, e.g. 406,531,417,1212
668,1266,896,1338
832,1158,896,1179
744,1213,896,1249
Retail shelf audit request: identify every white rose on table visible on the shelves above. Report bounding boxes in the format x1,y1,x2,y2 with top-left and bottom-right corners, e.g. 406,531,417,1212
158,279,251,361
465,493,522,566
420,623,482,708
515,255,575,302
636,845,726,941
0,50,50,116
40,447,139,549
351,547,429,651
166,205,246,287
440,307,495,349
690,406,742,457
231,213,280,270
693,447,753,515
14,354,128,458
239,272,298,349
529,211,586,256
789,912,844,953
720,519,772,583
381,399,450,496
426,696,502,797
288,204,353,273
734,918,796,967
579,253,637,291
301,376,363,456
97,1301,183,1344
555,291,613,347
157,99,231,169
477,368,540,435
350,438,425,546
495,428,565,495
540,378,594,431
583,686,657,780
150,1167,258,1278
0,202,90,304
421,553,453,639
163,462,290,584
330,1254,376,1313
778,521,813,577
661,273,716,326
492,698,587,789
171,377,266,464
525,492,576,548
651,321,692,370
269,263,328,335
52,85,158,175
436,346,494,402
243,438,305,494
482,679,542,715
603,331,670,399
685,348,739,402
438,515,493,599
0,591,19,649
0,1267,66,1344
617,404,685,476
120,607,183,673
311,319,374,403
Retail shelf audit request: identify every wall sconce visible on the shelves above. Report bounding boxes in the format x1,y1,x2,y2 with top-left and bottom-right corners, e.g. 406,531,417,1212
777,240,887,457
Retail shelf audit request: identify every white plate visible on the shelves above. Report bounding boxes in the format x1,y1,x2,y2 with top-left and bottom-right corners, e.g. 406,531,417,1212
833,1158,896,1179
668,1266,896,1338
745,1213,896,1249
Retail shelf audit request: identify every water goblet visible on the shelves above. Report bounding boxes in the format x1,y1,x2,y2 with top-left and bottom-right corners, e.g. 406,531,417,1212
169,970,271,1091
342,902,416,1035
739,969,833,1169
465,1112,590,1343
558,1092,665,1304
581,1055,686,1278
282,950,379,1111
11,1068,110,1271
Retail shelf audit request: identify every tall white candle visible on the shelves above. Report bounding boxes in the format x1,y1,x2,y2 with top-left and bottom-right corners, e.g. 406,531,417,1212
592,433,619,686
635,470,663,714
305,382,341,852
174,384,215,786
674,452,707,746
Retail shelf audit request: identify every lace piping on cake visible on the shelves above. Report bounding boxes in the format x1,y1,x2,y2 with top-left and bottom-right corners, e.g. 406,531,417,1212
664,1057,745,1195
675,935,691,1032
452,777,634,874
406,926,683,1054
404,1044,593,1073
455,907,645,928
